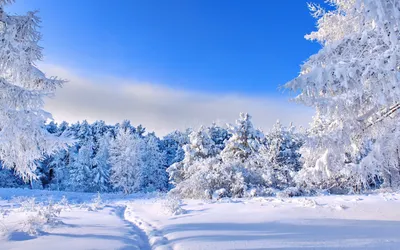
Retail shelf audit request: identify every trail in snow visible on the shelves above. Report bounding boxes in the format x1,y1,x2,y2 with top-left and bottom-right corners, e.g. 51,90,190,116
0,201,151,250
1,189,400,249
124,205,171,250
125,193,400,250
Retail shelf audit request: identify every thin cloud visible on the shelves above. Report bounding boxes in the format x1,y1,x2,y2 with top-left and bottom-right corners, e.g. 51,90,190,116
40,64,314,136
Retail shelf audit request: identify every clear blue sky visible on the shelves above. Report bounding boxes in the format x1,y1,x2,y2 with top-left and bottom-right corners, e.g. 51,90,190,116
8,0,323,95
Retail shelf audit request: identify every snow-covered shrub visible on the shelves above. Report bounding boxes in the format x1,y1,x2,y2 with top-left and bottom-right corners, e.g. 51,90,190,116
19,197,38,212
20,200,62,235
212,188,227,200
36,201,62,225
57,196,71,211
162,194,185,216
0,208,10,236
89,192,103,211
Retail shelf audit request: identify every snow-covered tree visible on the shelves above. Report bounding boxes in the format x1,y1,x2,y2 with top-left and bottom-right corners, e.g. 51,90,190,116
142,134,168,191
285,0,400,192
208,123,230,152
68,140,94,192
109,128,145,194
161,129,190,167
91,134,111,192
221,113,264,163
258,121,303,189
169,114,275,198
0,0,68,181
167,126,219,187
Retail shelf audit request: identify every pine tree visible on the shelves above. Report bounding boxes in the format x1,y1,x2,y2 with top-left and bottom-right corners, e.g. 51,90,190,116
91,134,111,192
285,0,400,192
68,140,94,192
167,126,219,186
0,0,68,181
109,128,145,194
260,121,303,189
208,123,230,152
221,113,264,163
168,115,270,199
142,134,168,191
161,129,190,167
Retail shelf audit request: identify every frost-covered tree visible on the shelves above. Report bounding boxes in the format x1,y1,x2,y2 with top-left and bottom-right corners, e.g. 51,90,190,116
68,140,94,192
208,123,230,152
0,0,67,181
161,129,190,167
259,121,303,189
286,0,400,192
91,134,111,192
142,134,168,191
169,114,274,199
109,128,145,194
221,113,264,163
167,126,219,187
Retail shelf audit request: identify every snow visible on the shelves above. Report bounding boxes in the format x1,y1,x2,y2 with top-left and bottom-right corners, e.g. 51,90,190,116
1,188,400,249
0,190,152,250
126,194,400,249
2,206,149,250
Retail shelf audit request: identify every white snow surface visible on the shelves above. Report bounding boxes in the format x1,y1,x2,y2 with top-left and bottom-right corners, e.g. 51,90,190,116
1,188,400,249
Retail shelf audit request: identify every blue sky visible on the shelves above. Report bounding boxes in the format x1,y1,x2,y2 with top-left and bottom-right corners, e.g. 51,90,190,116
8,0,322,95
7,0,322,134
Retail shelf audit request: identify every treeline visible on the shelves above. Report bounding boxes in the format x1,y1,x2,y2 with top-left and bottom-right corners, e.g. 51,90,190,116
0,113,304,197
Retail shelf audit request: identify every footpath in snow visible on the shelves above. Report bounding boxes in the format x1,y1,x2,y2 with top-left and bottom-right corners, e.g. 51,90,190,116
1,188,400,249
125,192,400,250
0,189,151,250
2,206,150,250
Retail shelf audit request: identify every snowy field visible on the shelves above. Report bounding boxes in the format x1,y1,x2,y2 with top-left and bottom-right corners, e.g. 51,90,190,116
1,189,400,249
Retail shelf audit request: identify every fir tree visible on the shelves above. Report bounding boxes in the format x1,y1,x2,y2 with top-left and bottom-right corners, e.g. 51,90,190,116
286,0,400,192
109,128,145,194
0,0,68,181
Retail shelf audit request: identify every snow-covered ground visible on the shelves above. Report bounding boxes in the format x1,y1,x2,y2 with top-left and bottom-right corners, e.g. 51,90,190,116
1,189,400,249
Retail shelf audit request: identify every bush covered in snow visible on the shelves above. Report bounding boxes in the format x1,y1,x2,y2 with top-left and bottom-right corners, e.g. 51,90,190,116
162,194,186,216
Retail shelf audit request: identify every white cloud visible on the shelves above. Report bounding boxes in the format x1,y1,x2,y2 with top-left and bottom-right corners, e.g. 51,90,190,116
41,64,314,136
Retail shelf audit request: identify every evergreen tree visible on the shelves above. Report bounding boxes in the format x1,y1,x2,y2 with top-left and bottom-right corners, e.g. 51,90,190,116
0,0,68,181
167,126,219,187
221,113,264,163
142,133,168,191
109,128,145,194
260,121,303,189
208,123,230,152
285,0,400,192
68,140,94,192
91,134,111,192
161,129,190,167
